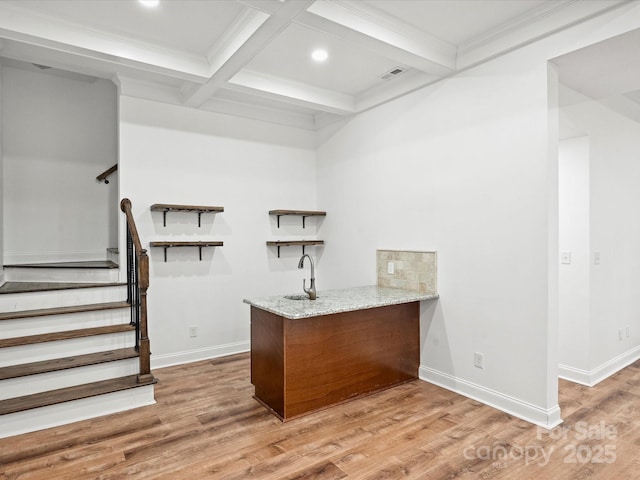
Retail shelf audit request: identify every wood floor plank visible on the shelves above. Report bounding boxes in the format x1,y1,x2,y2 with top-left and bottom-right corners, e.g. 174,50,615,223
2,353,640,479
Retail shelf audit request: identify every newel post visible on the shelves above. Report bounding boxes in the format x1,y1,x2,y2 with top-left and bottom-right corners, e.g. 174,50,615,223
137,250,153,384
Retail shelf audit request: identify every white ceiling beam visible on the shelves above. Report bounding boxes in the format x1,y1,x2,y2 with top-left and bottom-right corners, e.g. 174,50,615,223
457,0,630,69
236,0,283,16
183,0,316,108
114,73,318,132
298,0,456,76
0,37,190,90
201,96,317,131
204,7,270,77
0,2,210,80
228,70,355,115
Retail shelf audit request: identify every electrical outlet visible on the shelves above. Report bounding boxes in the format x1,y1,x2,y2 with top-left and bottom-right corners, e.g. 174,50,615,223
474,352,484,369
387,262,395,274
561,252,571,265
189,326,198,338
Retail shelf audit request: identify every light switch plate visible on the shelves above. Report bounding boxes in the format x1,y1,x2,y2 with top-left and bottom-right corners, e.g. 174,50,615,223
561,252,571,265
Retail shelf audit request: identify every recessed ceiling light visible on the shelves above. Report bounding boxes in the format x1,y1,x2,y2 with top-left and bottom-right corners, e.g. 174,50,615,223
139,0,159,7
311,49,329,63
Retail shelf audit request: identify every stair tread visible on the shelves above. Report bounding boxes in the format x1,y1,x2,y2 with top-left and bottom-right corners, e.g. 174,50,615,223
0,282,126,295
0,348,139,380
0,301,130,321
0,324,135,348
4,261,118,269
0,375,156,415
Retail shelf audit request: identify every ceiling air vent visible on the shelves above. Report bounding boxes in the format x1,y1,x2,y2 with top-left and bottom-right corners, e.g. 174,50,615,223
380,67,407,80
32,63,52,70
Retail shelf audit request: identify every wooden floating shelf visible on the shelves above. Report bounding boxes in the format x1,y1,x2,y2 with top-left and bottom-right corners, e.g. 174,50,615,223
151,203,224,227
266,240,324,258
150,241,223,262
269,209,326,228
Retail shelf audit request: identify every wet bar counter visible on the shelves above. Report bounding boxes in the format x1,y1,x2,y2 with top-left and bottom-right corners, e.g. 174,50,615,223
243,286,438,420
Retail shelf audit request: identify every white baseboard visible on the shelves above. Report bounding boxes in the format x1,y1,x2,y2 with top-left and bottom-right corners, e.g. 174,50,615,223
559,345,640,387
419,365,562,430
151,341,250,369
557,365,592,386
0,385,155,439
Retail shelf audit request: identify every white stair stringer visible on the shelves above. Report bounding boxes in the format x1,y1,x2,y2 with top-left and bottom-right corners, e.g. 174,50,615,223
0,384,155,439
0,357,140,400
0,285,127,311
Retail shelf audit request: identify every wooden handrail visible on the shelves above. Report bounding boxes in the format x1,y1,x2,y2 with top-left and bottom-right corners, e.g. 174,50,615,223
119,198,152,384
97,164,117,184
120,199,144,257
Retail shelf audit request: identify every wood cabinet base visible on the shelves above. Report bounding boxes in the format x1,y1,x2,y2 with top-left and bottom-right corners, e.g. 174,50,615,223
250,302,419,421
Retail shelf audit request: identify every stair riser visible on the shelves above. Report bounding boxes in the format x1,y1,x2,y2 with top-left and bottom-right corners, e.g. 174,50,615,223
0,358,139,400
4,268,120,283
0,333,135,367
0,310,130,340
0,384,155,439
0,286,127,311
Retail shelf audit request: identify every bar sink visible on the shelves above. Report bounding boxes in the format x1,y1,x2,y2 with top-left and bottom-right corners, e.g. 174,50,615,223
283,294,315,301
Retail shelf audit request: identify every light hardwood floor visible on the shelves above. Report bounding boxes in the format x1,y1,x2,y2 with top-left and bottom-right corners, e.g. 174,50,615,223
1,353,640,479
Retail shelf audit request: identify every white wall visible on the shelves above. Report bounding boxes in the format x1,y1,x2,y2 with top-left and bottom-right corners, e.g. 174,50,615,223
559,88,640,385
317,48,557,427
1,66,117,264
118,96,318,367
315,4,640,428
558,136,590,373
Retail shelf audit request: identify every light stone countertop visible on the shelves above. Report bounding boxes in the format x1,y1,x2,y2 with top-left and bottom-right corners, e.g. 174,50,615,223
243,285,439,319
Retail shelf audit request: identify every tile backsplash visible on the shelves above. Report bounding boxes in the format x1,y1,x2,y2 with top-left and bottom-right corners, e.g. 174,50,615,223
376,250,437,294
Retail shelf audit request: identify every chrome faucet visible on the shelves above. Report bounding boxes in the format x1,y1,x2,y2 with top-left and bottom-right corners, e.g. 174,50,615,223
297,254,317,300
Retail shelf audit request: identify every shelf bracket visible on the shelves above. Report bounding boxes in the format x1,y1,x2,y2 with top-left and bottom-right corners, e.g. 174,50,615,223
276,215,281,229
162,246,168,262
162,211,167,227
199,246,203,261
277,245,281,258
302,216,307,229
198,212,202,228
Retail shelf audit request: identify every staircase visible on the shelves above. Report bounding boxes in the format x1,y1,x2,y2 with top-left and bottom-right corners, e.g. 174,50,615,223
0,199,155,439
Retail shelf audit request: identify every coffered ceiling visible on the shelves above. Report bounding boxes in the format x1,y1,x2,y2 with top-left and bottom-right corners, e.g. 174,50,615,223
0,0,631,130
